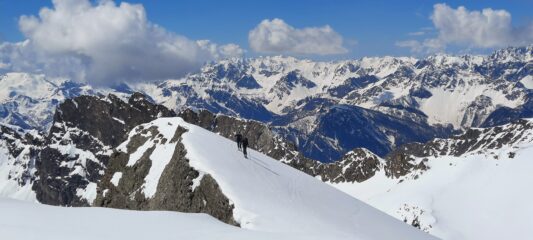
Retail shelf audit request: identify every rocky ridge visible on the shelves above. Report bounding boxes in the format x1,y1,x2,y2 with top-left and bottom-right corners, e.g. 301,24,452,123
34,93,176,206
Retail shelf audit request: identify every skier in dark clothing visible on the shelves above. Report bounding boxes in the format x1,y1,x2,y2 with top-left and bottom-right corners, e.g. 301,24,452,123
235,133,243,151
242,137,249,158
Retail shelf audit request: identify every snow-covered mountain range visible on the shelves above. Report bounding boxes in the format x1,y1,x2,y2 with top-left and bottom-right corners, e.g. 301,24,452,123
0,95,433,239
142,46,531,129
1,89,533,239
1,45,532,239
1,45,531,162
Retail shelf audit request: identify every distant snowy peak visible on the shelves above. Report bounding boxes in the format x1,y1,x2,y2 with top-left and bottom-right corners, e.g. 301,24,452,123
0,72,101,130
488,45,533,63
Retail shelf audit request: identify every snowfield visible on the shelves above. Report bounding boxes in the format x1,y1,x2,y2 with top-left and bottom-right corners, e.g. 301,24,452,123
331,132,533,239
0,198,331,240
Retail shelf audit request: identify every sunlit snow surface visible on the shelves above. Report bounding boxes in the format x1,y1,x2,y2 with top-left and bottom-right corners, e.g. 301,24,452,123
331,137,533,239
0,198,326,240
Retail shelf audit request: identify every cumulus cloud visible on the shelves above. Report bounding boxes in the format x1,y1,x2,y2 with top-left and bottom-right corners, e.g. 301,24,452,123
0,0,243,85
248,18,348,55
398,3,533,53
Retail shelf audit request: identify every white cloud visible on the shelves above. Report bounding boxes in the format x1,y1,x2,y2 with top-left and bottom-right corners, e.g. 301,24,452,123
398,3,533,53
0,0,243,85
248,18,348,55
196,40,245,59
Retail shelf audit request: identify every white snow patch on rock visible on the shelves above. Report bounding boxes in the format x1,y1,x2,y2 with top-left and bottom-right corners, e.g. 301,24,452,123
76,182,97,204
110,172,123,187
520,75,533,89
112,117,125,124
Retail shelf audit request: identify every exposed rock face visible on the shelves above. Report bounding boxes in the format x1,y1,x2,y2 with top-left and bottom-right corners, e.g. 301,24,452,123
482,92,533,128
328,75,379,98
315,148,383,183
461,95,494,127
94,123,238,226
48,93,176,147
270,70,317,99
385,153,429,179
34,93,176,206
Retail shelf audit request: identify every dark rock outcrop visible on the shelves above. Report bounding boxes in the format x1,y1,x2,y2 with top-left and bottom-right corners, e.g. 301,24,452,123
94,124,238,226
315,148,382,183
48,93,175,147
34,93,176,206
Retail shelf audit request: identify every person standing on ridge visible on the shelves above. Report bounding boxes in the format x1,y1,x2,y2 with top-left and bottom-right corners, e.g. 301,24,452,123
235,133,243,151
242,137,249,158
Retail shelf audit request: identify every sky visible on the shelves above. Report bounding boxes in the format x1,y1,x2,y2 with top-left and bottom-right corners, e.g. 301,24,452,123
1,0,532,58
0,0,532,84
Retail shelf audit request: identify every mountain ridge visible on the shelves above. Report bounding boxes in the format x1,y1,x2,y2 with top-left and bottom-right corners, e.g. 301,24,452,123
1,45,532,162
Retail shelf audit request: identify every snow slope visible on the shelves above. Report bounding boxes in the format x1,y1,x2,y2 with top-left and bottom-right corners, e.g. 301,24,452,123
0,198,338,240
330,120,533,239
115,117,434,239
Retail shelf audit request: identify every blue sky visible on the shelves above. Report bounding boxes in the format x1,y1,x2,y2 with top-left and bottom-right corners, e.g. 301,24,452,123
1,0,532,59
